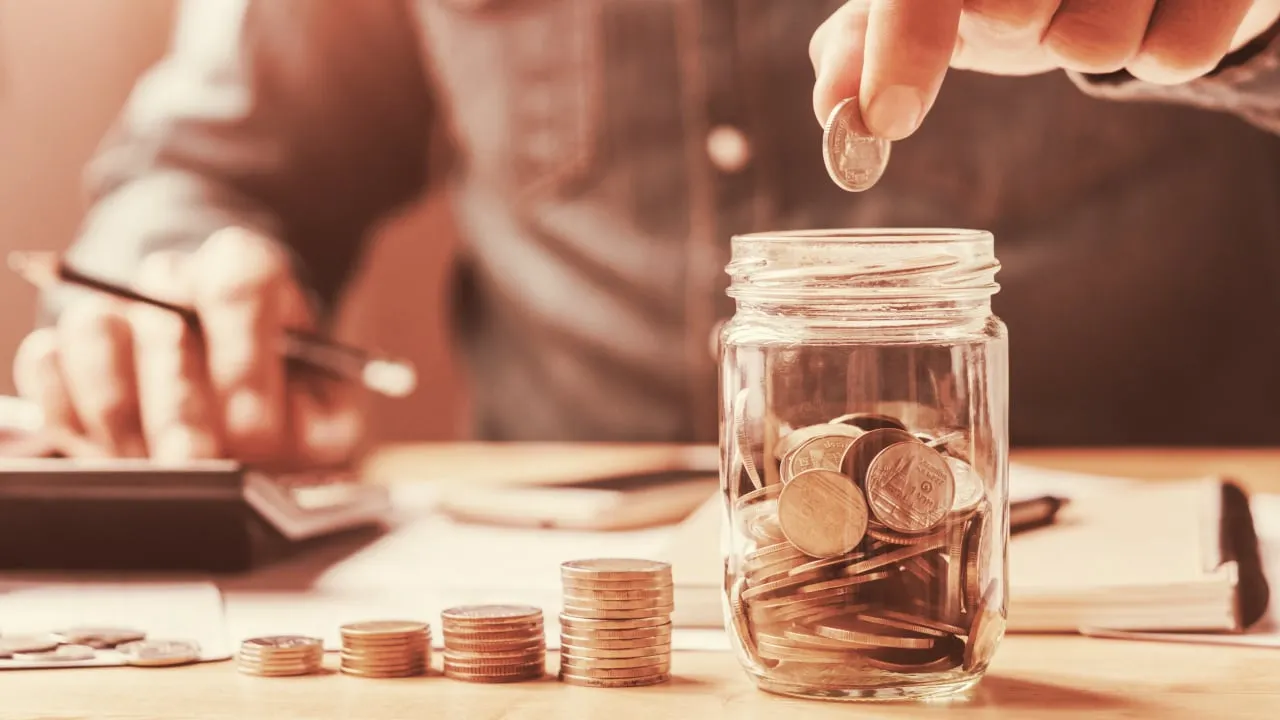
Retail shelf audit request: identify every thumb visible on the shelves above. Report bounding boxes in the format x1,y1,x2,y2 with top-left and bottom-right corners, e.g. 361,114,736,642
858,0,963,141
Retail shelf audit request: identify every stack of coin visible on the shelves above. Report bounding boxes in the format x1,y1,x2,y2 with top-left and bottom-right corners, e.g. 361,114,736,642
558,559,674,688
440,605,545,683
339,621,430,678
237,636,324,677
728,408,1002,680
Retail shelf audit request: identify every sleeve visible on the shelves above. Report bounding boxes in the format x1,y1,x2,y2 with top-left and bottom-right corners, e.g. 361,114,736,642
44,0,445,325
1066,22,1280,136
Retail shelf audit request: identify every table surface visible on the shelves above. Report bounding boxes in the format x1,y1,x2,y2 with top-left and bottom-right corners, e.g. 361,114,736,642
3,446,1280,720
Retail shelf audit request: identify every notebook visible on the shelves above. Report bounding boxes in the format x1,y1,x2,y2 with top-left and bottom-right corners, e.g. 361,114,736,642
658,464,1272,634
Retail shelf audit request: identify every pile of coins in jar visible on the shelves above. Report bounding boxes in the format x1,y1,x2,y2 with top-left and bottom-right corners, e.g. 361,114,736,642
728,403,1004,678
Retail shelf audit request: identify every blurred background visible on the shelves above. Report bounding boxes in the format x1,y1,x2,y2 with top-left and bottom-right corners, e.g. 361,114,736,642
0,0,466,445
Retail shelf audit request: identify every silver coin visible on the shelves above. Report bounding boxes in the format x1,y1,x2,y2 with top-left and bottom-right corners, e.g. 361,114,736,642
241,635,322,651
822,97,891,192
0,634,61,657
54,626,146,649
116,639,201,667
13,644,97,662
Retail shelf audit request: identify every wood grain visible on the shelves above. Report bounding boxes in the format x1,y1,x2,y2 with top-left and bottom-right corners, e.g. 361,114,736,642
0,447,1276,719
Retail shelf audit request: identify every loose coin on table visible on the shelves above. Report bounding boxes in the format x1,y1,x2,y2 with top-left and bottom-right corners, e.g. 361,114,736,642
822,96,891,193
238,636,324,677
340,620,430,678
559,558,673,688
53,627,146,649
0,634,61,658
441,605,545,683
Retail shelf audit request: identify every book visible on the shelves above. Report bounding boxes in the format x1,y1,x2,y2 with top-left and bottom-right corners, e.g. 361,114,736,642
658,464,1272,634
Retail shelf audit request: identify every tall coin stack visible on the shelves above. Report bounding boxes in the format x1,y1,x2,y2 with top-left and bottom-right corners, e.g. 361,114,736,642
339,620,430,678
558,559,674,688
440,605,546,683
237,636,324,677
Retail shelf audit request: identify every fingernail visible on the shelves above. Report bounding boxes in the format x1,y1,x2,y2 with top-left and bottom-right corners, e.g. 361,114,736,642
865,85,925,141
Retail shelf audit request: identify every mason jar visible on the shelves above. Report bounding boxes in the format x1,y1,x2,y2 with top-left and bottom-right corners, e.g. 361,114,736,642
718,228,1008,701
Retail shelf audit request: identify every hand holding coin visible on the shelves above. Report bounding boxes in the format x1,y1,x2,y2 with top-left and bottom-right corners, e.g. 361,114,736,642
810,0,1280,142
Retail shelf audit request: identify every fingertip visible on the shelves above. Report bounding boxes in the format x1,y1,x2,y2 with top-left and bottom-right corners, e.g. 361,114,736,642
863,85,927,141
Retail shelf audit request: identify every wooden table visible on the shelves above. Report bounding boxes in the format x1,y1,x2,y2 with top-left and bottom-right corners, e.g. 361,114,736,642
2,447,1278,720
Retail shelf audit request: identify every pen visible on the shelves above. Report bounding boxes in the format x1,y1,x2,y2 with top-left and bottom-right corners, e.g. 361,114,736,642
1010,494,1069,534
8,251,418,398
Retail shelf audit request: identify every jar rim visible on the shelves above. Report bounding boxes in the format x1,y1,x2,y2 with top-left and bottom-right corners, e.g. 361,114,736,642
733,228,992,244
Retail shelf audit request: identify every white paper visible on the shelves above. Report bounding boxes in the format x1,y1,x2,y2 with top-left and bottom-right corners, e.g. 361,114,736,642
0,581,231,669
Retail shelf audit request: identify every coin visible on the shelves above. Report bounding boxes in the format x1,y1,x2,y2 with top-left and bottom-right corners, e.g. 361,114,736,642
864,441,955,534
339,620,430,679
734,388,763,490
116,639,201,667
822,96,891,192
774,423,864,462
841,428,921,486
238,636,323,677
561,559,672,582
442,605,543,625
13,644,97,662
441,605,544,683
777,468,869,558
781,434,861,482
948,456,985,516
963,508,990,613
558,671,670,688
53,627,146,649
0,634,61,657
829,412,907,433
812,618,936,650
964,580,1005,671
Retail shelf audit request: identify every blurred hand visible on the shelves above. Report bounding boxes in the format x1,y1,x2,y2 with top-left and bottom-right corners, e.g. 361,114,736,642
812,0,1280,140
13,227,364,467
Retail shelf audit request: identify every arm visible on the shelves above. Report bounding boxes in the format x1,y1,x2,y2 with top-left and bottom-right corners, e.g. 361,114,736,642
47,0,442,323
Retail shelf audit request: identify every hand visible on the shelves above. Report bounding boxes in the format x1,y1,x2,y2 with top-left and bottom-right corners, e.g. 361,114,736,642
12,227,364,467
811,0,1280,140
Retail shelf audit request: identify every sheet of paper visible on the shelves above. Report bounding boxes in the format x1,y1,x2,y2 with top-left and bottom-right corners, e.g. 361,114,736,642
0,581,231,669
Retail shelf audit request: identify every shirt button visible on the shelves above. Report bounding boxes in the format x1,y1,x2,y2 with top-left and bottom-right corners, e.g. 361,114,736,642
706,125,751,173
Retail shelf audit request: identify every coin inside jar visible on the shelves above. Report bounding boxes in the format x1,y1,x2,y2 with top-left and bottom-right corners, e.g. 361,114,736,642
776,468,869,558
822,96,891,192
841,427,921,486
864,441,956,534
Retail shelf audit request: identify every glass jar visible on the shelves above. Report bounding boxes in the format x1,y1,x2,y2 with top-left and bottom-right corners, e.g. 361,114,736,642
718,228,1008,701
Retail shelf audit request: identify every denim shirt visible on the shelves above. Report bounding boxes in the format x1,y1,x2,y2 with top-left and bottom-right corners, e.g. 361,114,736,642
50,0,1280,445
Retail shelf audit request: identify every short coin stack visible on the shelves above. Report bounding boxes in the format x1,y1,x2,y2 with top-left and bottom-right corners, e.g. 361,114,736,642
237,636,324,677
339,621,430,678
440,605,546,683
558,559,674,688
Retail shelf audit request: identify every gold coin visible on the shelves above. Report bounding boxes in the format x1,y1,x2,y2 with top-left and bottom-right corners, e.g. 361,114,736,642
442,605,543,625
841,528,948,576
559,607,672,620
856,612,948,638
444,639,543,654
781,434,861,483
744,540,805,566
339,620,429,637
561,578,674,593
841,428,920,486
963,508,989,613
558,614,670,631
559,658,671,675
561,586,672,602
876,609,967,636
813,617,936,649
561,558,672,582
559,642,670,659
735,482,782,512
560,634,669,651
777,469,868,558
558,671,669,688
865,640,963,673
739,565,831,601
340,666,425,678
866,524,949,546
562,597,672,612
560,653,669,670
828,412,907,433
864,441,955,534
795,568,891,595
445,668,543,683
756,639,862,664
964,580,1005,671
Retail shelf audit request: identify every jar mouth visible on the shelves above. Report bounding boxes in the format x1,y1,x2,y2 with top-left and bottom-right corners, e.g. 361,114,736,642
733,228,992,245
